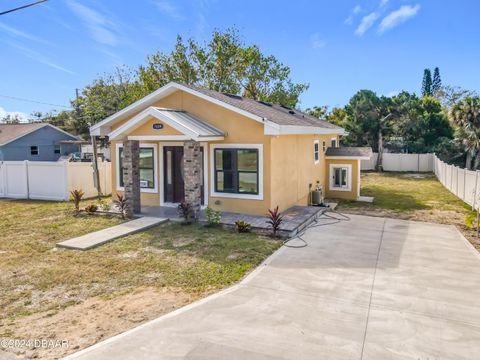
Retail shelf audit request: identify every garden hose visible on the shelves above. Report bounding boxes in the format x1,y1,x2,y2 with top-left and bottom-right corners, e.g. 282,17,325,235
283,207,350,248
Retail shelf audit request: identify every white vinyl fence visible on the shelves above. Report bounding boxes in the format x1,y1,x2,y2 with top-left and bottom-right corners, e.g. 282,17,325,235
361,153,434,172
0,161,111,201
433,155,480,209
360,152,480,209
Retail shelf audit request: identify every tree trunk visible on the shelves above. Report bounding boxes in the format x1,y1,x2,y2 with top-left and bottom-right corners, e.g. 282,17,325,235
466,151,473,170
474,150,480,170
376,129,383,172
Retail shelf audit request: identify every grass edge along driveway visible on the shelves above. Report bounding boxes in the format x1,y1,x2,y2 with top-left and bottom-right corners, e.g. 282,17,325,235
0,199,280,359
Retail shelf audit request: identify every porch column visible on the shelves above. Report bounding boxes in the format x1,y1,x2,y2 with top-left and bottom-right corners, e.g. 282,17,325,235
183,140,202,221
122,139,141,217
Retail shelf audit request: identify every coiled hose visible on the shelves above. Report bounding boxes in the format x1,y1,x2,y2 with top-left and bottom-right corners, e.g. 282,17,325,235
283,208,350,248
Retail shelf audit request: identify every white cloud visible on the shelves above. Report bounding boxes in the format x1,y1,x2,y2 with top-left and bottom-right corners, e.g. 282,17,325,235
0,106,28,122
68,0,119,46
153,0,184,20
380,0,389,7
379,4,421,33
8,42,74,74
0,22,49,44
355,12,380,36
345,5,361,25
310,33,326,49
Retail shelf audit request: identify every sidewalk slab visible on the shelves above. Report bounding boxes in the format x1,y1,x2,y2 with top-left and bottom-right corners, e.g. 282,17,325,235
57,217,167,250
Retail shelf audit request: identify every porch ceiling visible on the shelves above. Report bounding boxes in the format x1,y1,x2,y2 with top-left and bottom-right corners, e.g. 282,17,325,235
108,107,224,142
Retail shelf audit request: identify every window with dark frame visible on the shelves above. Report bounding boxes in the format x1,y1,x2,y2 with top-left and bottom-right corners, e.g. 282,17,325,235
314,141,319,163
333,166,348,188
54,145,61,154
30,146,39,156
214,148,259,195
322,141,326,152
119,147,155,189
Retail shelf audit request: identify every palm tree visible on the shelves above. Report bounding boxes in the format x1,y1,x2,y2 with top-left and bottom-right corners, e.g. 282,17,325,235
450,97,480,169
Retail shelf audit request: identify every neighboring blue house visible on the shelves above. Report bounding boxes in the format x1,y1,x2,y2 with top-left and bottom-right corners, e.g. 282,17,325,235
0,123,80,161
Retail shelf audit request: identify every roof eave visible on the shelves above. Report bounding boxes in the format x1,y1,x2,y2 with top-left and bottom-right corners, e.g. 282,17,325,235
325,156,371,160
90,82,265,136
265,125,346,136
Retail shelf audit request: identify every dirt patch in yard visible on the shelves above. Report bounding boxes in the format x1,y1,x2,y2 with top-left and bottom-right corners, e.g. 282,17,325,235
0,200,280,360
1,287,203,360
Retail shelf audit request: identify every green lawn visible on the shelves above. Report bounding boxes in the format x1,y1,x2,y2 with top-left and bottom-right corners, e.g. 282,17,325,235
336,172,479,251
0,198,279,322
338,172,469,213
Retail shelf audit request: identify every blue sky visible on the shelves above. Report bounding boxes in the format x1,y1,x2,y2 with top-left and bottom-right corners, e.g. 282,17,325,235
0,0,478,120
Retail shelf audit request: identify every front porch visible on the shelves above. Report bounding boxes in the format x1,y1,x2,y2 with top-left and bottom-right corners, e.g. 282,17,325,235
115,107,225,219
142,204,337,237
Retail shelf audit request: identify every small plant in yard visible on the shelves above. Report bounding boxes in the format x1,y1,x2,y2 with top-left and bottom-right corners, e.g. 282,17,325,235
235,220,251,233
113,193,128,219
205,206,221,227
178,202,193,224
267,206,283,238
97,198,110,211
84,204,98,213
70,189,84,213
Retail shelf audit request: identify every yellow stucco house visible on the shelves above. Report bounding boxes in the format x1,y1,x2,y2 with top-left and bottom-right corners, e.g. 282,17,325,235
90,82,371,216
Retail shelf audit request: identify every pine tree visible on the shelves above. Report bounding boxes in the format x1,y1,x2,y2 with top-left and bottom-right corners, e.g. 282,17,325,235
432,67,442,95
422,68,433,96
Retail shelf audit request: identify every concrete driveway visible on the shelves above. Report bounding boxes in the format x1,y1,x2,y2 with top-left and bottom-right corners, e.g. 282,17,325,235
66,214,480,360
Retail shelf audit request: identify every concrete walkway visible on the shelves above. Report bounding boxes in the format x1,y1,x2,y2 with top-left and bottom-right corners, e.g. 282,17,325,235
65,215,480,359
57,217,167,250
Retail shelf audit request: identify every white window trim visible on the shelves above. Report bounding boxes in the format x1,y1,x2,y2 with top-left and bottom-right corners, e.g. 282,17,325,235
116,143,158,193
159,142,209,207
30,145,39,156
314,140,320,164
329,163,352,192
357,160,361,197
210,143,264,201
330,137,337,148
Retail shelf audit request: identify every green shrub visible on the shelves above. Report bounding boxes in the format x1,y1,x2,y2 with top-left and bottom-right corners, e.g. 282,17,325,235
97,198,110,211
465,210,478,228
235,220,251,233
205,207,221,226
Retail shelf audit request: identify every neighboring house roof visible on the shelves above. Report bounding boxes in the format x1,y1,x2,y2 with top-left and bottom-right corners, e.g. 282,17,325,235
90,82,346,137
0,123,79,146
325,146,373,160
0,123,47,146
109,107,225,141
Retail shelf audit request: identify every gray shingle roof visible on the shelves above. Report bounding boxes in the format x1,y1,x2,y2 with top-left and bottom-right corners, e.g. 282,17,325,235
0,123,48,146
325,147,373,158
181,83,343,130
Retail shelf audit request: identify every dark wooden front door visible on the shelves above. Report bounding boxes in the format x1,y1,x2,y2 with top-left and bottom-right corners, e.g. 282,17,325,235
163,146,205,204
164,146,184,203
163,146,205,205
